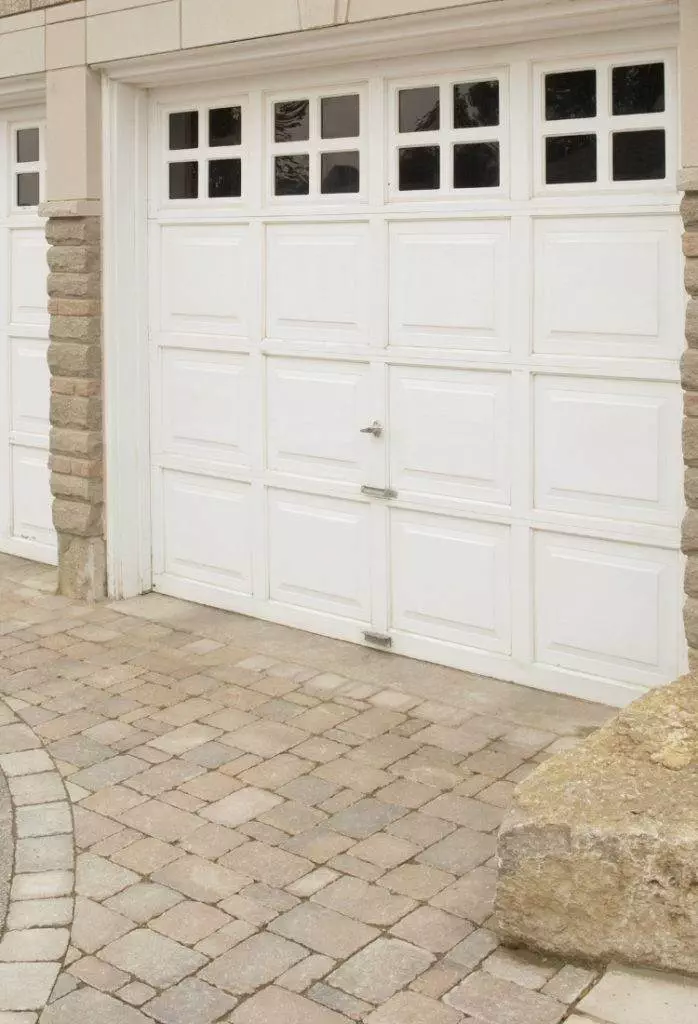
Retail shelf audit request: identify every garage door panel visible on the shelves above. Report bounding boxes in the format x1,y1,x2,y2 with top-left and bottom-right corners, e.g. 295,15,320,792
268,489,371,621
11,446,54,548
10,337,49,440
160,224,252,338
534,217,681,358
267,357,373,482
10,229,49,329
534,375,681,524
391,509,511,653
389,220,510,351
535,531,679,684
266,223,371,344
161,470,253,593
390,365,510,504
159,348,252,467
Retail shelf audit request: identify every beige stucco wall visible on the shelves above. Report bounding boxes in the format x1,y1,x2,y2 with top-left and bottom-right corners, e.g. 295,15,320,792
680,0,698,177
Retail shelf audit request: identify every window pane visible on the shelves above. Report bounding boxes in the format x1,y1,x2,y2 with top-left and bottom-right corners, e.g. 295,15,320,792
545,134,597,184
398,146,440,190
454,81,499,128
321,151,360,193
16,172,39,207
16,128,39,164
209,159,242,198
274,101,309,143
209,107,241,147
612,63,665,115
321,95,360,139
612,129,665,181
169,162,198,199
398,87,440,133
169,111,198,150
454,142,500,188
275,154,310,195
545,70,596,121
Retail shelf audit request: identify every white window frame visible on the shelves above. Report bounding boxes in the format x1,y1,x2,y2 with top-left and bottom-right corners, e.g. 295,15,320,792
10,120,44,212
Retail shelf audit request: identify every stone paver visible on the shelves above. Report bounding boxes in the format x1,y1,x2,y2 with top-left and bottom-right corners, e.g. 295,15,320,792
0,555,676,1022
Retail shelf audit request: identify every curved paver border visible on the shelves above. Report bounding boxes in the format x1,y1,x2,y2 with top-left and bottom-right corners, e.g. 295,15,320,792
0,701,75,1020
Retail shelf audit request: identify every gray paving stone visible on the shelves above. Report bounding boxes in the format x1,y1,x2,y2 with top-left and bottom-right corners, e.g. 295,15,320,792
200,787,283,827
151,900,230,944
327,799,405,839
444,970,566,1024
15,802,71,838
310,982,372,1019
9,773,66,806
313,876,415,927
219,841,312,887
482,947,561,991
231,985,350,1023
69,755,148,792
40,987,150,1023
542,965,598,1004
76,853,139,900
118,799,202,841
446,926,500,969
577,966,698,1024
390,906,473,953
143,978,237,1024
278,954,335,993
422,794,505,832
200,932,308,995
365,991,464,1024
328,938,435,1004
14,835,73,873
151,855,250,902
417,827,496,874
7,897,73,930
0,963,60,1011
105,883,184,924
271,902,378,958
431,866,497,923
0,927,69,961
99,928,207,988
71,897,135,954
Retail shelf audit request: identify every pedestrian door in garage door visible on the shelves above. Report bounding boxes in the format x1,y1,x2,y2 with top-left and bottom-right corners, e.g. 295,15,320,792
147,37,684,705
0,111,55,565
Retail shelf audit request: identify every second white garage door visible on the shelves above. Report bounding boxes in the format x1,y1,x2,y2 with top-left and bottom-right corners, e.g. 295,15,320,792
148,36,685,705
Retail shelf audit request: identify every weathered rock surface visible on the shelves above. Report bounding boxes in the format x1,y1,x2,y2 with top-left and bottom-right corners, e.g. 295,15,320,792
496,674,698,974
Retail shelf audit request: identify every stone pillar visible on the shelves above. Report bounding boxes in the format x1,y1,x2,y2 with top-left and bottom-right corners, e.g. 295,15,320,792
41,59,105,600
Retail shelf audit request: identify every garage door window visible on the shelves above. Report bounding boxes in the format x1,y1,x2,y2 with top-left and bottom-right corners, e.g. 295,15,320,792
167,104,243,201
14,126,41,208
393,75,504,196
271,90,363,199
539,59,669,189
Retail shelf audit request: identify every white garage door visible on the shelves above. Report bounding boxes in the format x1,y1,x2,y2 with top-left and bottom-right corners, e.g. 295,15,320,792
149,38,684,705
0,111,55,565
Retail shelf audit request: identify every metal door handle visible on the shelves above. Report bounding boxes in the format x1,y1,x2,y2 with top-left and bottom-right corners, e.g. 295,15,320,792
360,421,383,437
361,485,398,499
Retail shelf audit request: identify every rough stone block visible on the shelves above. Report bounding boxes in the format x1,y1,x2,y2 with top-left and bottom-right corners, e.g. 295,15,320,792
51,472,103,503
48,245,100,275
686,258,698,298
46,217,101,246
50,393,102,430
682,193,698,229
50,315,101,344
53,495,103,536
48,341,101,377
496,674,698,974
57,534,107,602
48,271,101,300
51,427,102,459
687,299,698,349
682,509,698,552
683,415,698,467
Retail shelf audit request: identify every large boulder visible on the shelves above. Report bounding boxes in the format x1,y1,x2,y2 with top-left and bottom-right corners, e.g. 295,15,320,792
495,674,698,974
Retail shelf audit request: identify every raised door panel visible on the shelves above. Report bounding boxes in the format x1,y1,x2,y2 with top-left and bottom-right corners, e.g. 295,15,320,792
390,509,511,653
389,365,510,505
266,222,371,344
10,337,50,440
159,348,252,468
159,224,252,339
534,531,679,685
266,357,373,483
534,375,681,524
160,470,253,594
11,446,53,548
268,489,371,621
534,217,681,358
389,220,510,350
10,230,48,328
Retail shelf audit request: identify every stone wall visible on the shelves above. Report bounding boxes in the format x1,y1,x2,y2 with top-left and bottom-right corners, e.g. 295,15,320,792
47,214,106,601
682,188,698,663
0,0,75,15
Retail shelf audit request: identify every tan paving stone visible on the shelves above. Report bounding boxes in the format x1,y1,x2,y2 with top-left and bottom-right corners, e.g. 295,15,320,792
180,822,247,858
68,955,130,992
14,835,73,873
390,906,473,953
99,928,207,988
76,853,139,900
112,837,181,873
278,953,335,992
224,721,308,757
219,841,313,888
15,802,71,838
271,902,378,958
431,866,496,923
105,882,184,923
310,982,373,1019
11,870,73,901
80,785,149,818
150,901,230,944
9,773,65,806
151,855,250,902
39,986,149,1023
71,897,136,954
409,960,469,999
444,970,566,1024
380,863,454,900
328,938,435,1005
231,985,350,1023
365,991,464,1024
326,798,405,839
143,977,237,1024
0,927,69,961
200,932,308,995
417,827,496,874
126,760,204,796
118,982,157,1006
349,833,419,868
482,947,562,990
200,786,283,827
313,876,415,927
0,963,60,1011
117,799,202,841
421,794,505,832
7,897,73,930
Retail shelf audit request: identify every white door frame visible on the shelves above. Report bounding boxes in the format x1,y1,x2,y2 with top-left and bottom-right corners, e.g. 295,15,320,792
101,3,683,705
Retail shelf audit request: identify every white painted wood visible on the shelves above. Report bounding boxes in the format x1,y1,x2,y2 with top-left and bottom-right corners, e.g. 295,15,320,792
124,29,686,707
0,107,55,565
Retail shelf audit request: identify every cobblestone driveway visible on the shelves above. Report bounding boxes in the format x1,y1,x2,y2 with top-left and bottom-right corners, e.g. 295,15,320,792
0,553,617,1023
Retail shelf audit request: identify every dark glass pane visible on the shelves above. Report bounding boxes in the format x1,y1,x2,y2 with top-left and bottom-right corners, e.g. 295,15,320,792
398,146,440,190
209,107,241,147
545,134,597,184
321,94,360,139
169,111,198,150
454,81,499,128
16,172,39,207
545,70,596,120
16,128,39,164
612,63,665,115
321,151,360,193
612,129,665,181
209,159,241,197
454,142,500,188
274,100,309,142
169,161,198,199
398,86,440,133
275,154,310,195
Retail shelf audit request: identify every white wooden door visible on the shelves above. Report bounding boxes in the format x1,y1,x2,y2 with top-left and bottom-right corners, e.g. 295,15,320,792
149,34,684,705
0,111,55,565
